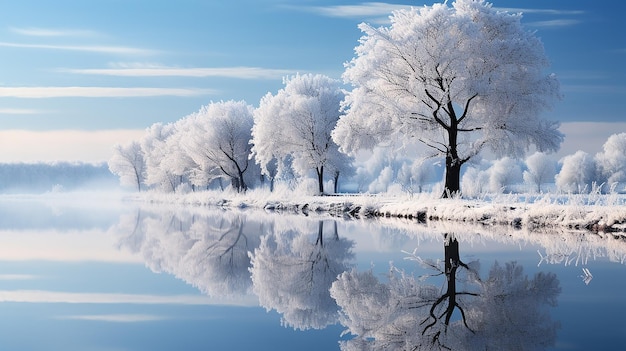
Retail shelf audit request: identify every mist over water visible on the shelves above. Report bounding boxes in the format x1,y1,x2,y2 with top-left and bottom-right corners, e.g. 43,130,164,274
0,162,119,194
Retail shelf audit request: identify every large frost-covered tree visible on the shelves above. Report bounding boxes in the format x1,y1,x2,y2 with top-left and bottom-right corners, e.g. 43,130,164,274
332,0,563,197
252,73,351,194
183,100,255,192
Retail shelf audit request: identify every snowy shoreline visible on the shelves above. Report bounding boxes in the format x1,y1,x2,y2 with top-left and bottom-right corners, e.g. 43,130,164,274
129,190,626,234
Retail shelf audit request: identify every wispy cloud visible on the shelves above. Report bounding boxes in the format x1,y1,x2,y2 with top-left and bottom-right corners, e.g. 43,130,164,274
0,108,45,114
527,19,582,28
0,274,39,280
0,42,155,55
61,64,296,80
495,8,585,16
9,26,98,37
0,289,258,306
58,314,167,322
292,2,411,24
0,86,214,98
300,3,584,27
305,2,410,18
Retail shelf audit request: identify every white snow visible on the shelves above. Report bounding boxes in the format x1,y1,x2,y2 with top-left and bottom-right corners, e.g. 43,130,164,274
127,188,626,233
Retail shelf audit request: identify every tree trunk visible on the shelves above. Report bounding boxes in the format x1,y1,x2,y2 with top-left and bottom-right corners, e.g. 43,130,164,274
442,155,462,197
316,220,324,247
333,171,339,193
442,120,462,198
316,166,324,194
237,170,247,192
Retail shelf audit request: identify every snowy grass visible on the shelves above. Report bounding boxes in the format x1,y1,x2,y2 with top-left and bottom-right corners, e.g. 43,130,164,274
126,187,626,233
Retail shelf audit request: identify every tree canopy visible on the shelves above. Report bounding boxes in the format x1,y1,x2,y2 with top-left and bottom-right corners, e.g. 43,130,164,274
332,0,563,196
252,73,351,194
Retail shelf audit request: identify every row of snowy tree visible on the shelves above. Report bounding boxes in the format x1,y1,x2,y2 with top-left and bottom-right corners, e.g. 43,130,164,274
109,73,353,194
461,133,626,195
108,0,624,196
344,132,626,196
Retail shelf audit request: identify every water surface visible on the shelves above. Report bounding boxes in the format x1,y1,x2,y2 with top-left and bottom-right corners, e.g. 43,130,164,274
0,196,624,350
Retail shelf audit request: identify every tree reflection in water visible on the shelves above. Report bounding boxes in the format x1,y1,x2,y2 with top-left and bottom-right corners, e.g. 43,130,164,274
113,208,567,349
114,207,263,298
250,220,355,330
330,233,561,351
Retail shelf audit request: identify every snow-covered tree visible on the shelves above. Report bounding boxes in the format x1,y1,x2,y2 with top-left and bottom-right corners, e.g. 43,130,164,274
161,119,199,192
488,157,522,193
142,122,179,192
332,0,562,197
249,220,354,330
523,152,557,193
183,100,255,192
252,73,351,194
108,140,146,191
555,150,597,193
460,163,490,198
396,158,437,194
595,132,626,186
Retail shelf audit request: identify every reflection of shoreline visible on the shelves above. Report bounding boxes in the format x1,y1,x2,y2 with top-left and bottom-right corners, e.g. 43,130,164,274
365,217,626,269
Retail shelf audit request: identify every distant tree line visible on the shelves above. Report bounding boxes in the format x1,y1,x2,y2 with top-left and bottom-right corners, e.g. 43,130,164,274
0,162,117,193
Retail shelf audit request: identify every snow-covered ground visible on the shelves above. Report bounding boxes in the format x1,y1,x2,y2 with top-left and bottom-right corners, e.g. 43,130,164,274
128,188,626,233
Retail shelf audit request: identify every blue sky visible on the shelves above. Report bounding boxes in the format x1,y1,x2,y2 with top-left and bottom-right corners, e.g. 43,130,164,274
0,0,624,162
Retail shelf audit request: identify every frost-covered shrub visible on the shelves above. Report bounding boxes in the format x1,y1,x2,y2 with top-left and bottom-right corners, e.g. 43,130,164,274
555,151,597,193
595,132,626,185
461,166,490,198
488,157,523,193
368,166,394,193
523,152,557,193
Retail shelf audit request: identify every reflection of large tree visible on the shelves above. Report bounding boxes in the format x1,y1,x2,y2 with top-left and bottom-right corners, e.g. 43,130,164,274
331,233,560,350
249,220,354,330
114,208,262,298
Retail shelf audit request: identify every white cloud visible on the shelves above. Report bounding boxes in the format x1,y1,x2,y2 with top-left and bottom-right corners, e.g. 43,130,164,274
302,3,584,26
0,41,155,55
0,86,214,98
62,65,297,80
0,129,145,163
0,108,45,114
0,274,39,280
305,2,410,18
57,314,167,322
527,19,582,28
495,8,584,16
9,27,98,37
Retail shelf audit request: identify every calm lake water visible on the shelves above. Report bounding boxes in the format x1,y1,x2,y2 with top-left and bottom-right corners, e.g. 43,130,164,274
0,195,625,350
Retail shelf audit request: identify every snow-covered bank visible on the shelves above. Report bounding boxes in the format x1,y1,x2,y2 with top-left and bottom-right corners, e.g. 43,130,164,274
127,189,626,233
